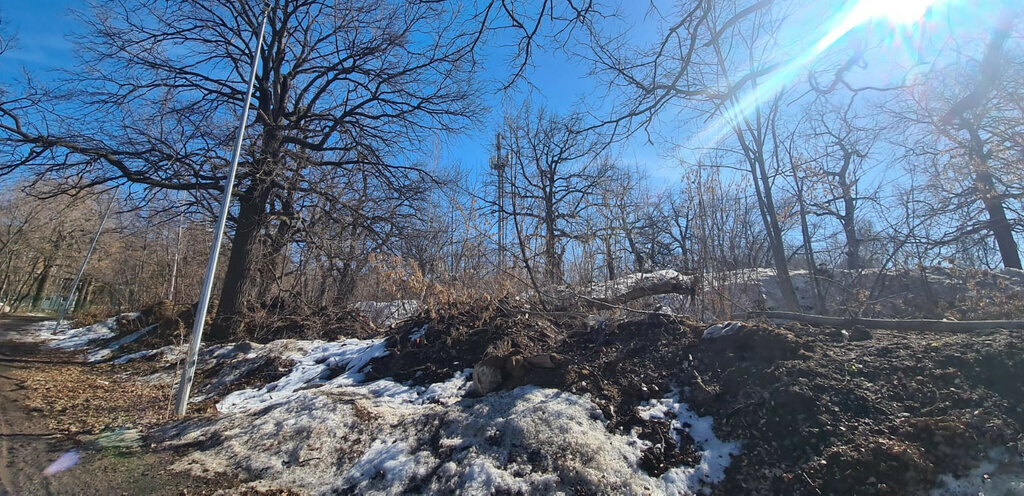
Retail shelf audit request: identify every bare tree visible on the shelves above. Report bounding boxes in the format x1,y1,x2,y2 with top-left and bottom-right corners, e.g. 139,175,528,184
0,0,489,337
584,0,803,311
495,106,611,288
896,13,1024,269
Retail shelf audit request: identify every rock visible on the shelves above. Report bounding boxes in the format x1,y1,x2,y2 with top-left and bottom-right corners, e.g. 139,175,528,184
472,356,506,395
505,355,527,382
525,353,559,369
703,321,743,339
849,326,873,341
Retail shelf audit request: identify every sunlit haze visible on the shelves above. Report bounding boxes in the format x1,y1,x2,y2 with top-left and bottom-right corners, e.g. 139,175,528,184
853,0,941,24
691,0,949,152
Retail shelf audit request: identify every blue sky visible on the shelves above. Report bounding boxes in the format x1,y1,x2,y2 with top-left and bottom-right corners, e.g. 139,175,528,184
0,0,998,195
2,0,78,73
0,1,685,189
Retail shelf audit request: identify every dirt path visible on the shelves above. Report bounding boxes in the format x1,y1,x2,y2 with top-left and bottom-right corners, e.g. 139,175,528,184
0,315,229,496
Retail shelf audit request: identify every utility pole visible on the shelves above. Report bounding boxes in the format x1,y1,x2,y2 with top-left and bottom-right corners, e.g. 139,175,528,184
54,186,120,333
174,3,270,417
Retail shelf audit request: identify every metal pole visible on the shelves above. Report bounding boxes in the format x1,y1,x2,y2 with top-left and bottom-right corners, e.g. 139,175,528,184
174,5,270,417
54,186,120,333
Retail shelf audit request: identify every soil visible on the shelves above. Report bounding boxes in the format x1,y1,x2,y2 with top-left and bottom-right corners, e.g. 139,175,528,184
0,315,236,496
368,305,1024,495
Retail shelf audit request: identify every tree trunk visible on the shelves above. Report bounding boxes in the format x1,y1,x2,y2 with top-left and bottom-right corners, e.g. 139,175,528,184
603,235,616,282
790,164,826,315
837,150,862,270
966,128,1021,269
212,182,272,341
747,145,800,312
543,203,561,285
31,262,52,309
976,169,1021,269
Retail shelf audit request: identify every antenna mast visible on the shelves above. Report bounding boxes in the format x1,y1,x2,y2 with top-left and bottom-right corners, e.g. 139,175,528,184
489,133,507,270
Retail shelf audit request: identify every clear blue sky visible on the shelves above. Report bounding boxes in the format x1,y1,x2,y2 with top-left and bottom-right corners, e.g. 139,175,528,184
2,0,78,73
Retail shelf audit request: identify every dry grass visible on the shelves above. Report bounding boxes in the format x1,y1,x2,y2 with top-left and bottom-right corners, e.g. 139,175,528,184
70,306,118,328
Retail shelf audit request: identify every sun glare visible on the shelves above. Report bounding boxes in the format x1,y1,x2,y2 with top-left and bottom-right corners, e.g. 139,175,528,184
688,0,947,153
851,0,938,25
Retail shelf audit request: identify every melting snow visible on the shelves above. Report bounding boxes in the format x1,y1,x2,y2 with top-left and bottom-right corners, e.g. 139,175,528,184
217,339,391,412
931,447,1024,496
408,324,428,341
173,366,740,495
702,322,742,339
638,393,743,494
352,300,421,327
48,317,118,349
113,348,164,364
87,324,157,362
15,314,143,351
16,311,744,494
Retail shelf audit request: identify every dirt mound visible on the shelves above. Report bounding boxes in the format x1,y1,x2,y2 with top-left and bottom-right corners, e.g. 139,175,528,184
687,324,1024,494
367,306,1024,494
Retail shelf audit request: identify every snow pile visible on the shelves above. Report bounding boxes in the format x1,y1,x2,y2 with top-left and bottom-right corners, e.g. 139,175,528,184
638,393,743,493
15,311,743,494
217,339,390,412
167,359,741,496
352,300,421,327
87,324,157,362
588,269,680,296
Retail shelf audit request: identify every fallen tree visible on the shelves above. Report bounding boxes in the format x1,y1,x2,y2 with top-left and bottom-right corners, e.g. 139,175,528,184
552,269,700,310
753,311,1024,332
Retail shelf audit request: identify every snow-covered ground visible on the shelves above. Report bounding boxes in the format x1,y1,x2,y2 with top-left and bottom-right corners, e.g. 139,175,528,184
16,314,134,350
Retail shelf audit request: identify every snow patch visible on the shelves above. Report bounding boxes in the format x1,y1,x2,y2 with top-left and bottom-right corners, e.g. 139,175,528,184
408,324,428,341
48,317,118,349
418,369,472,406
702,322,742,339
337,439,438,494
113,348,164,365
87,324,157,362
352,300,421,327
217,339,390,412
638,392,743,494
931,447,1024,496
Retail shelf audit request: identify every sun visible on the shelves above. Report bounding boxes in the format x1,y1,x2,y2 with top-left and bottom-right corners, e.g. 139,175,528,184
851,0,939,25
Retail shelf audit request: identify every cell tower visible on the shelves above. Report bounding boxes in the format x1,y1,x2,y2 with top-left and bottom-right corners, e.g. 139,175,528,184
489,133,508,270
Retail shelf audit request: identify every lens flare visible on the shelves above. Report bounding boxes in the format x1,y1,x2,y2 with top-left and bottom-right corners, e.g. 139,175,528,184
689,0,945,153
853,0,937,25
